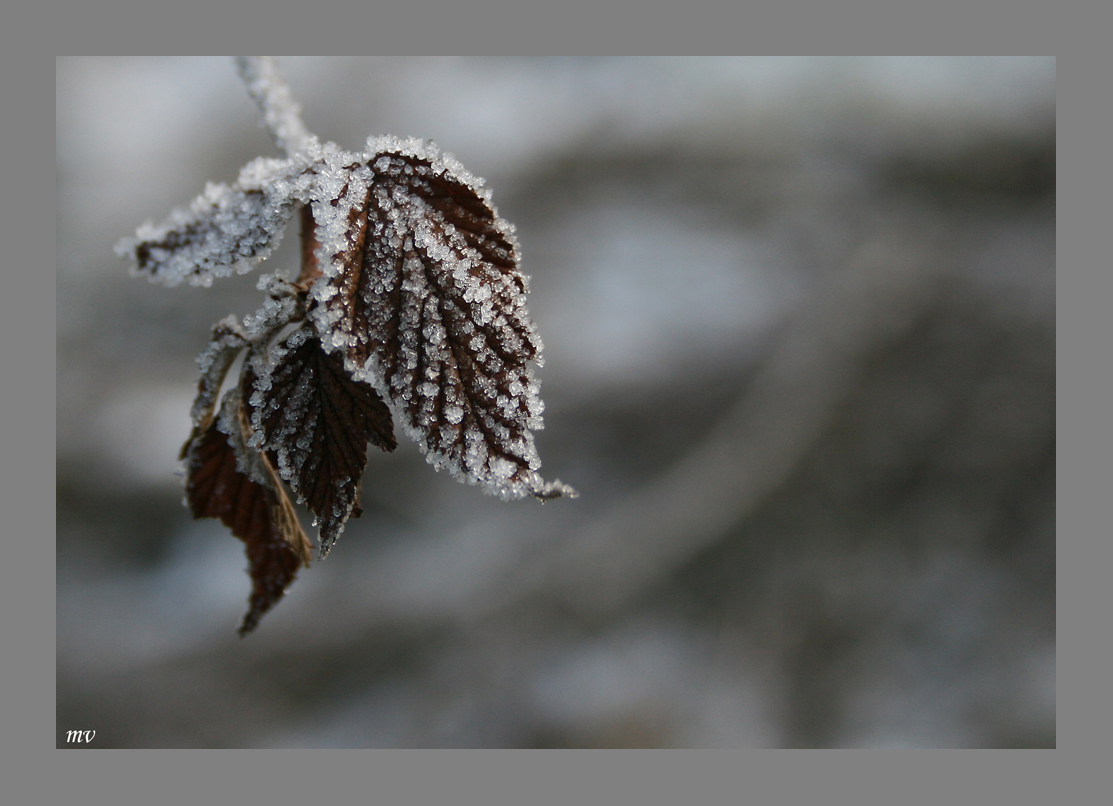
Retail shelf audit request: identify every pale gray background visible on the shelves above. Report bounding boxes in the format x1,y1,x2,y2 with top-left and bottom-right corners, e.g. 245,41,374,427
57,57,1054,748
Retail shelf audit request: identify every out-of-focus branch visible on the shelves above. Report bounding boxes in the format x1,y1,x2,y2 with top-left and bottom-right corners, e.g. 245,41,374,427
476,225,950,622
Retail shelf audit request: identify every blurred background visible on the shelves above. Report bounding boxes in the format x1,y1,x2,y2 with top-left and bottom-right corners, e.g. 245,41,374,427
57,57,1055,748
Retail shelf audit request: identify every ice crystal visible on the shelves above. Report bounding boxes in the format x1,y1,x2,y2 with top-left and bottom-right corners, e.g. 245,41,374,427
117,58,574,634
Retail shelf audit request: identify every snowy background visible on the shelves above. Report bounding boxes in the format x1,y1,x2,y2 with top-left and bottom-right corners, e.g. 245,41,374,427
57,57,1055,747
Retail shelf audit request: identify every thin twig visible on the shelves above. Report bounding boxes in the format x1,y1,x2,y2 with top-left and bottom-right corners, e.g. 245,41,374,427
235,57,314,156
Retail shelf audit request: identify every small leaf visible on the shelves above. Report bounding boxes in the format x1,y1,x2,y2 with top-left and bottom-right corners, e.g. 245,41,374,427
249,325,396,558
308,141,575,501
116,156,315,288
180,293,302,461
182,393,312,635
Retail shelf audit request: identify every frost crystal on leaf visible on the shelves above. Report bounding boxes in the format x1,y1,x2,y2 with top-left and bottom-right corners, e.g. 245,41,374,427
308,139,574,501
119,57,574,634
116,157,316,288
248,325,397,558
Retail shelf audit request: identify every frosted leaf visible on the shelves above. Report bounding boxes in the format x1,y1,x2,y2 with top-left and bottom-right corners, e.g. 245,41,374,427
241,286,300,340
121,57,576,634
181,385,312,636
249,325,396,558
306,144,574,502
187,316,249,436
116,157,312,288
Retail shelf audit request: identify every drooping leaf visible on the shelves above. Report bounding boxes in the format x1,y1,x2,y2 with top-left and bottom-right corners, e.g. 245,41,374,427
182,392,312,636
249,325,397,558
307,138,575,502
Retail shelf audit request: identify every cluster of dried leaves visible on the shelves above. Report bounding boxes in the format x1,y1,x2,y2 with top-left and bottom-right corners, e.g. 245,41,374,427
117,62,573,635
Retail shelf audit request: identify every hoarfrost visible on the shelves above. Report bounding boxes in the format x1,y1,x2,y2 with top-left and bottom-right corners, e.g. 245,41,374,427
235,57,315,157
115,158,314,288
120,56,574,631
300,141,573,501
248,325,396,558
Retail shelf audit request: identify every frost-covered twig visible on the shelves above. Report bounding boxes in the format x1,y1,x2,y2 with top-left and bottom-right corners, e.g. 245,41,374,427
235,57,314,156
116,58,575,635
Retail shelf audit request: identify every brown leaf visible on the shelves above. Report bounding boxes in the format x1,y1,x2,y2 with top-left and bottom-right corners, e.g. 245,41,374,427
182,394,312,636
249,325,396,558
308,147,574,502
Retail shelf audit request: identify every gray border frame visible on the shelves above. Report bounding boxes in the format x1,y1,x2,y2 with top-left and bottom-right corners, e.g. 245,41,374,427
10,0,1094,802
